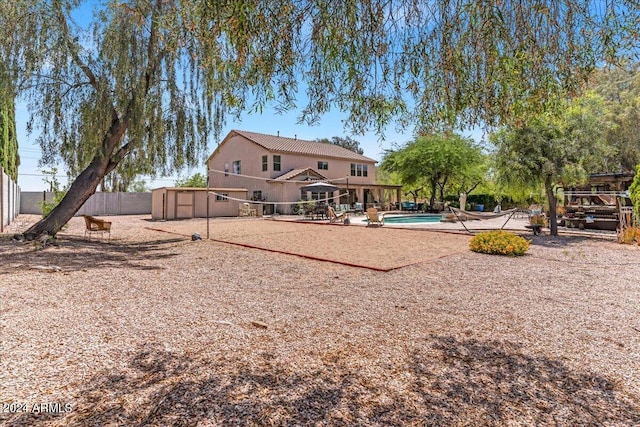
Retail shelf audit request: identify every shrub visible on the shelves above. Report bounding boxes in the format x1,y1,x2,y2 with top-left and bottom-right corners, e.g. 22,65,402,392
38,189,65,218
529,214,547,226
618,226,640,245
629,164,640,220
469,230,531,256
292,199,315,215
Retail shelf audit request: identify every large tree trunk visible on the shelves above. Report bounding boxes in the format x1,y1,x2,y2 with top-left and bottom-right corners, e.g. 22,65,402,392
23,118,127,239
545,175,558,236
463,181,481,198
429,179,437,210
24,156,111,238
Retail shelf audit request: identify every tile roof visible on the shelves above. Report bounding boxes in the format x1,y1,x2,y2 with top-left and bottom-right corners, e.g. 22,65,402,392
232,130,376,163
270,168,327,181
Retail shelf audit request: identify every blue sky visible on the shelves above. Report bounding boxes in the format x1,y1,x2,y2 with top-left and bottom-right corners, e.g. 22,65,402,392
15,2,417,191
14,1,485,191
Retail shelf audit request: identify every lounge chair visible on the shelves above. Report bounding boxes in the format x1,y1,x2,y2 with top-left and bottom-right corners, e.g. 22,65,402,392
366,208,384,227
327,206,346,223
83,215,112,240
401,201,417,211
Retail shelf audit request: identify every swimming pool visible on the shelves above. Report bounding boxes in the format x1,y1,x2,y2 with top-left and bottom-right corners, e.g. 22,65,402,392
382,214,443,224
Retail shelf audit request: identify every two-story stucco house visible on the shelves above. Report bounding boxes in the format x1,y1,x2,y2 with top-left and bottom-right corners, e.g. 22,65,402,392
206,130,401,215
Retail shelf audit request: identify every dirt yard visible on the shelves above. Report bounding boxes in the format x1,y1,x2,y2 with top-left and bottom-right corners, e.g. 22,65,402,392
1,214,639,426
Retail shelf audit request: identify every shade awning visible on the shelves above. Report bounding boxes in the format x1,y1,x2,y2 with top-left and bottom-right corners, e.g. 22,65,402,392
299,181,340,193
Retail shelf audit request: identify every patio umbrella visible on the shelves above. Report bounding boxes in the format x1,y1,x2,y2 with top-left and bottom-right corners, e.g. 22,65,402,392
299,181,340,193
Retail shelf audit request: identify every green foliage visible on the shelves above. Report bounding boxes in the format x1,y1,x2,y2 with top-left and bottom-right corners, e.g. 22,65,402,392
381,133,485,206
175,172,207,188
374,167,400,186
0,63,19,180
101,170,150,192
4,1,640,233
4,1,639,169
492,97,611,191
292,199,316,215
130,179,149,192
316,136,364,155
561,93,616,174
629,164,640,220
41,167,61,192
589,65,640,171
39,191,65,218
38,168,66,218
491,97,613,235
469,231,531,256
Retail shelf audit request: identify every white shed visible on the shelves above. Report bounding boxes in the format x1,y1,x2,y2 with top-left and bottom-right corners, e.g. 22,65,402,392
151,187,254,220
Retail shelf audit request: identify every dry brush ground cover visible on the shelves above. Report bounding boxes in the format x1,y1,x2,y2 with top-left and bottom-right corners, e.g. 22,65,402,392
1,215,640,426
149,217,472,271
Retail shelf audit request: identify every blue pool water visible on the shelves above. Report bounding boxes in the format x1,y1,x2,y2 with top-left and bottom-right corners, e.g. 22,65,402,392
383,214,443,224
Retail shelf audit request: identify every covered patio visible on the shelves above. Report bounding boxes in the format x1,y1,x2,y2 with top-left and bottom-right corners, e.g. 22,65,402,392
335,184,403,211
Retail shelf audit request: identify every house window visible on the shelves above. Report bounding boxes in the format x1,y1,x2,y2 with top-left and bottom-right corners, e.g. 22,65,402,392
350,163,368,177
273,155,281,172
224,163,229,176
232,160,241,175
317,161,328,170
311,191,327,201
215,193,228,201
262,155,268,172
252,190,263,201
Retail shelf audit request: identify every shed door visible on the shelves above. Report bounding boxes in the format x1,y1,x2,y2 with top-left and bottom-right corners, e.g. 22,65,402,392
175,191,195,219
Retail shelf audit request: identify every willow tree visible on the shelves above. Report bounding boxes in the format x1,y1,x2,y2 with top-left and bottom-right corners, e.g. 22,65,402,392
2,0,638,238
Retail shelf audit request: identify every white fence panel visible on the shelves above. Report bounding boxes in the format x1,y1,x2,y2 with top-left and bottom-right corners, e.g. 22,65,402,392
1,166,21,232
20,191,152,216
20,191,55,215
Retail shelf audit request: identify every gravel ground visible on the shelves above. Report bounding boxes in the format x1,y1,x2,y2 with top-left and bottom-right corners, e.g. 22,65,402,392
1,214,639,426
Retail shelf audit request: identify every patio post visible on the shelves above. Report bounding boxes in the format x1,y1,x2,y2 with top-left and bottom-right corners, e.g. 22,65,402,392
346,177,349,205
206,169,210,239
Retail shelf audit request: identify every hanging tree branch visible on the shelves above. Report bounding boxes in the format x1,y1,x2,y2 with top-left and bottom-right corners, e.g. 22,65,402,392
2,0,638,239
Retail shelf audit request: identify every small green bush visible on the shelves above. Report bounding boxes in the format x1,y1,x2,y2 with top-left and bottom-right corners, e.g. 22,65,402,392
38,189,65,218
469,230,531,256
